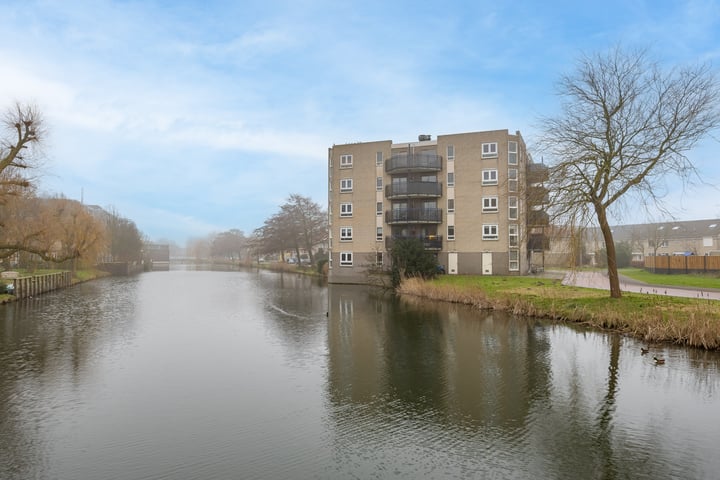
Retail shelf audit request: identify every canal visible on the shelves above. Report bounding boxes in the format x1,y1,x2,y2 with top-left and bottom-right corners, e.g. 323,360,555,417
1,269,719,479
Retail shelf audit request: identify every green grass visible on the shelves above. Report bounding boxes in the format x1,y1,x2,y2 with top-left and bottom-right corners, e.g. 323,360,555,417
400,274,720,349
619,268,720,289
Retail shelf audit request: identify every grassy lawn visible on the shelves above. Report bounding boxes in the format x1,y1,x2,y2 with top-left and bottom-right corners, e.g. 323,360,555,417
400,274,720,349
619,267,720,289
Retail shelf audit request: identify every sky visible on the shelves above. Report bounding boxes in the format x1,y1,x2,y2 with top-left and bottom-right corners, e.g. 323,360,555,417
2,0,719,245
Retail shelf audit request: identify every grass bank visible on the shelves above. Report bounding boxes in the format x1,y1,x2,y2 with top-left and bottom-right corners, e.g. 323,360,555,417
397,275,720,350
620,268,720,289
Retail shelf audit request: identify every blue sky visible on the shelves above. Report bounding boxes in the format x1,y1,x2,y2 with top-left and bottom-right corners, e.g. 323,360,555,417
2,0,719,244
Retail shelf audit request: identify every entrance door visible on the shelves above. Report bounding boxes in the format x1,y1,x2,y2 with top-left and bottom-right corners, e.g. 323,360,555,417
482,252,493,275
448,253,458,275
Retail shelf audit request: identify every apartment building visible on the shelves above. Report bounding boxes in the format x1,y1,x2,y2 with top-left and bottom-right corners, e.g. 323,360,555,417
327,130,546,284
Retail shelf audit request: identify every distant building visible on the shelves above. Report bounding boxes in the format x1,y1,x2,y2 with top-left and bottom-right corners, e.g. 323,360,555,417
327,130,548,284
585,219,720,262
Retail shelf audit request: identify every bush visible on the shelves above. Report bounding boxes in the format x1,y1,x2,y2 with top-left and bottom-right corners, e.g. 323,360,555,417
389,238,439,288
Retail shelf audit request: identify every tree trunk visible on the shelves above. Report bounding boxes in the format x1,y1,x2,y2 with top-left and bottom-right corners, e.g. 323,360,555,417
595,204,622,298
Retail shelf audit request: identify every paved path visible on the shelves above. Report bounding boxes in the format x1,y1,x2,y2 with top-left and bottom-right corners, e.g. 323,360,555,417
560,271,720,301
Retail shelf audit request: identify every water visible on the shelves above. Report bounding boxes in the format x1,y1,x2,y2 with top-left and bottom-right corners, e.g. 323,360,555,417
1,269,719,479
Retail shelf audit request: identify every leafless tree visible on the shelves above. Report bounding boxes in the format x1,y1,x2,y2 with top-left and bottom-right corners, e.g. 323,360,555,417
539,47,720,297
0,103,44,198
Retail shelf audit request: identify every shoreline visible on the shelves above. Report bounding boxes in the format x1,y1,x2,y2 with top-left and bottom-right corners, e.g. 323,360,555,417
397,275,720,350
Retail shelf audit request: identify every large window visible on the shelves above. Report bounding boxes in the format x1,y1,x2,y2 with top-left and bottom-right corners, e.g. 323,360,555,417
340,227,353,241
508,141,518,165
482,196,498,212
508,168,518,192
509,224,519,247
482,142,498,158
340,178,353,192
482,224,499,240
340,203,353,217
482,169,498,185
508,196,518,220
340,154,353,168
340,252,353,266
509,250,519,271
447,225,455,240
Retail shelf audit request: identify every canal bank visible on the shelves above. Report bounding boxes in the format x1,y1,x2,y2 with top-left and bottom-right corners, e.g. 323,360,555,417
398,273,720,350
0,268,111,304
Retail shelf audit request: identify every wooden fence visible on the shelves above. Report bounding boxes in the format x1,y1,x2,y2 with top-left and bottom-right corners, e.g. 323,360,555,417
11,272,73,299
644,255,720,274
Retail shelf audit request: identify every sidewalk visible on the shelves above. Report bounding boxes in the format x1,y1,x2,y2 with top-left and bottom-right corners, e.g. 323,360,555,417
561,271,720,301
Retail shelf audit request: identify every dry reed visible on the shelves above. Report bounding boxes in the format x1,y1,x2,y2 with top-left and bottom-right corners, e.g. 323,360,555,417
397,277,720,350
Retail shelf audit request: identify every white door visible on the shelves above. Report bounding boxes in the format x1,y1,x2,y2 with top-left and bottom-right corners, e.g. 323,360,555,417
448,253,458,275
482,252,493,275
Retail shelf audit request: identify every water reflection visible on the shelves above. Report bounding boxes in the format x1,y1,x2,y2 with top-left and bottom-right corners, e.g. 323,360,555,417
1,272,719,479
0,277,139,480
326,284,720,479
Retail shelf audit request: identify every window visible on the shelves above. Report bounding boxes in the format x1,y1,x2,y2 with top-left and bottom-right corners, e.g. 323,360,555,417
482,224,499,240
340,227,353,241
340,252,353,266
447,225,455,240
376,177,383,191
340,203,353,217
376,151,383,165
482,196,498,212
340,178,353,192
447,198,455,212
482,169,498,185
340,154,353,168
376,202,383,216
509,224,519,247
376,252,383,266
447,172,455,187
508,141,518,165
482,142,498,158
508,168,518,192
509,250,519,271
376,227,383,241
447,145,455,161
508,196,518,220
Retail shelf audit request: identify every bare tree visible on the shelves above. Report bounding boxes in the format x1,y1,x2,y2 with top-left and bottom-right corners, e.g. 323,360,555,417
0,103,44,197
539,47,720,297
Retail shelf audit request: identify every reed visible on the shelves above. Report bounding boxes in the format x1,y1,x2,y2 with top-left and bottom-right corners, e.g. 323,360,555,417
397,276,720,350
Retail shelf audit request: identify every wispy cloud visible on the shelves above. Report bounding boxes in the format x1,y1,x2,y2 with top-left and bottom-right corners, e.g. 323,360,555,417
2,0,719,242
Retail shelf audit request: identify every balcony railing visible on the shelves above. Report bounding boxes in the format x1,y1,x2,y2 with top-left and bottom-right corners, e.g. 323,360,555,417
386,152,442,173
527,162,549,184
385,207,442,224
385,235,443,250
527,209,549,226
385,181,442,199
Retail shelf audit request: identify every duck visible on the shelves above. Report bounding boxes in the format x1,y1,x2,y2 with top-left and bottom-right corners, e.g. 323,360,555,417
653,356,665,365
640,347,649,355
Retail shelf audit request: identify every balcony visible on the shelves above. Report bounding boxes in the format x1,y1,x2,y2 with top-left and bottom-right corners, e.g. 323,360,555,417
527,162,549,184
385,181,442,199
386,235,443,251
527,185,550,206
527,209,549,226
385,207,443,224
386,152,442,173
